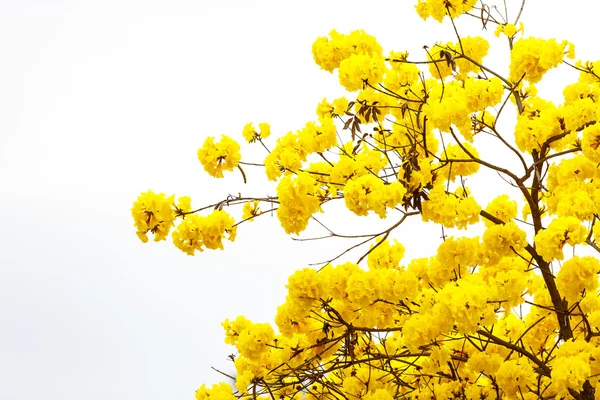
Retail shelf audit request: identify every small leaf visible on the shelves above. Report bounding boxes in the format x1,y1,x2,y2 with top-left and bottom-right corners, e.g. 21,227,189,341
343,117,353,130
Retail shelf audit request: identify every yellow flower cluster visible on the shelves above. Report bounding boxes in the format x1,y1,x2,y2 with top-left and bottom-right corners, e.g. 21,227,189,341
367,238,405,270
241,200,260,222
276,172,322,234
343,174,406,218
422,81,471,135
545,155,600,220
316,97,349,119
330,143,386,185
422,75,500,141
509,37,572,83
312,30,386,92
495,359,536,397
494,22,524,38
131,190,176,242
438,142,480,181
171,210,236,255
264,117,337,181
197,135,242,178
463,77,504,112
242,122,270,143
556,256,600,302
428,37,490,79
582,123,600,163
338,53,386,92
482,222,527,259
483,194,518,226
195,382,236,400
534,216,587,262
421,184,481,229
550,340,600,398
514,96,563,153
222,316,275,361
264,132,306,181
312,30,382,73
415,0,477,22
298,117,337,154
384,54,420,90
434,236,479,284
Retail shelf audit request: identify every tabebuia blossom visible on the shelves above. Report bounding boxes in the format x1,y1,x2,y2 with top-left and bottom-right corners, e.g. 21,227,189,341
134,1,600,399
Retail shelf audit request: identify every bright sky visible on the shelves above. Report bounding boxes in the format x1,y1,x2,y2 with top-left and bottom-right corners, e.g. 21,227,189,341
1,1,599,399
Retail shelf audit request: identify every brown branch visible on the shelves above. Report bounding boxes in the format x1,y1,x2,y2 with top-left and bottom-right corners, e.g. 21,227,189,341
474,330,551,377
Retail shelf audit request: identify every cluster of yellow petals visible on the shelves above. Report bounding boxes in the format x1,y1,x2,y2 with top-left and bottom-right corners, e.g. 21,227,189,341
422,74,502,141
197,135,242,178
438,142,480,181
195,382,236,400
312,30,386,92
276,172,323,235
544,155,600,221
421,184,481,229
242,122,270,143
556,256,600,302
131,190,177,243
582,123,600,163
494,22,524,38
509,37,574,83
427,36,490,80
534,216,588,262
338,54,386,92
171,210,237,255
312,29,382,73
483,194,518,226
264,117,337,182
344,174,406,218
241,200,260,222
316,97,349,119
415,0,477,22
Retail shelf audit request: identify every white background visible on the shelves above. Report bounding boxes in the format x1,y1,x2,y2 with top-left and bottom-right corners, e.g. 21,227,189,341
1,1,598,399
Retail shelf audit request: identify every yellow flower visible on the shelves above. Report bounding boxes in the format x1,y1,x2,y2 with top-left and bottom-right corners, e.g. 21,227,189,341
312,29,382,73
344,174,406,218
242,122,271,143
298,117,337,154
482,222,527,258
495,359,536,397
236,321,275,361
582,123,600,163
494,22,523,38
332,97,349,115
175,195,192,215
509,37,566,83
276,172,322,234
197,135,241,178
338,54,386,92
367,238,405,270
421,184,481,229
258,122,271,139
131,190,176,243
534,216,588,262
556,256,600,302
171,210,236,255
264,132,306,181
415,0,478,22
195,382,236,400
438,142,480,181
242,200,260,222
483,194,518,226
